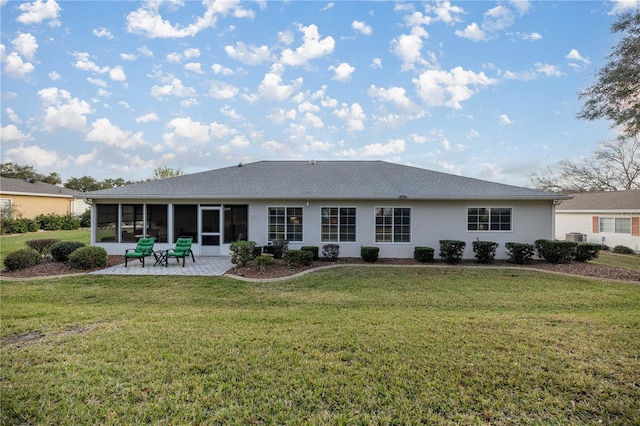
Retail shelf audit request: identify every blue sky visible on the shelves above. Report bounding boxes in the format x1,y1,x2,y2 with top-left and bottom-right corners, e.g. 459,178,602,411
1,0,637,187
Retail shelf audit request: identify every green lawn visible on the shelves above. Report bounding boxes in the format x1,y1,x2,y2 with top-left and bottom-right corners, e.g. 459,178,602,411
591,250,640,271
0,229,90,264
2,268,639,424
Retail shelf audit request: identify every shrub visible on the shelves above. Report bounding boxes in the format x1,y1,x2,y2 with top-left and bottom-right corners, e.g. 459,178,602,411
36,213,63,230
68,246,108,270
284,249,314,267
360,246,380,263
301,246,319,260
0,217,39,234
272,240,289,259
26,238,60,255
505,243,535,265
472,241,499,264
439,240,466,264
78,209,91,227
535,239,577,264
322,244,340,261
3,248,41,271
229,240,257,267
574,243,603,262
414,247,435,263
61,214,81,230
50,241,86,262
613,245,635,255
254,255,274,270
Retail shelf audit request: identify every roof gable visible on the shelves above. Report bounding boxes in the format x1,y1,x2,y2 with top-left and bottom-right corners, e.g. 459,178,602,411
0,177,79,198
85,161,564,201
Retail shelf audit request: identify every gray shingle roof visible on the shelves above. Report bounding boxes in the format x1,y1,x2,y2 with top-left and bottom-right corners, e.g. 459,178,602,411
0,177,79,198
555,190,640,212
85,161,566,201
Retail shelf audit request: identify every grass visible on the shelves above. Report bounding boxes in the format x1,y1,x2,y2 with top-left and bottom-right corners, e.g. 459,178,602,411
591,250,640,271
0,229,90,264
2,268,639,424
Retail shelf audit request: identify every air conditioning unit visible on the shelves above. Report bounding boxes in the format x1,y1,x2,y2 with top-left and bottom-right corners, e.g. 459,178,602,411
565,232,586,242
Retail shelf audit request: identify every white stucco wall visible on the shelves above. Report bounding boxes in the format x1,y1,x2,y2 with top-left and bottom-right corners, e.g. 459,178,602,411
93,198,556,259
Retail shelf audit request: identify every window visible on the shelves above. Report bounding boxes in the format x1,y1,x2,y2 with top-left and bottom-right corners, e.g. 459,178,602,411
0,199,12,220
321,207,356,242
174,205,198,243
468,207,512,231
375,207,410,243
600,217,631,234
96,204,118,242
121,204,143,243
146,205,168,242
269,207,303,241
224,205,248,243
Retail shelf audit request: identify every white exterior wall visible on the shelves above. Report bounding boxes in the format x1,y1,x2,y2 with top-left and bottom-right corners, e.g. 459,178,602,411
93,198,556,259
556,212,640,252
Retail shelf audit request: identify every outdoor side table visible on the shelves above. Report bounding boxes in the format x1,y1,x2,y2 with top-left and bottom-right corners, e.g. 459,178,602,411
153,250,168,267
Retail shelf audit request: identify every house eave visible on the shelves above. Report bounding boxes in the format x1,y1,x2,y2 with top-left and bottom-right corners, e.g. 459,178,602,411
0,190,75,199
557,209,640,214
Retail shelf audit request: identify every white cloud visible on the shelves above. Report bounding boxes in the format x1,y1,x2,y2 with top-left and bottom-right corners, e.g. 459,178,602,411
86,118,144,149
333,102,366,131
126,1,254,38
163,117,212,148
151,78,197,99
37,87,93,132
338,138,405,157
368,85,419,111
184,62,204,74
0,45,35,78
278,30,294,45
352,20,372,35
48,71,61,80
535,62,564,77
566,49,591,64
508,0,531,15
609,0,639,14
212,63,234,75
521,32,542,41
424,1,465,24
302,112,323,128
209,81,239,99
72,51,109,73
1,124,31,142
5,108,20,123
370,58,382,69
413,67,497,109
16,0,61,26
109,66,126,82
257,65,303,101
136,112,159,123
121,53,137,61
12,33,38,60
329,62,355,82
267,108,297,124
280,24,335,67
483,5,515,32
320,2,334,11
138,45,154,57
4,145,68,170
225,42,272,65
499,114,512,125
455,22,487,41
183,48,201,58
87,77,107,87
93,27,114,39
391,25,430,70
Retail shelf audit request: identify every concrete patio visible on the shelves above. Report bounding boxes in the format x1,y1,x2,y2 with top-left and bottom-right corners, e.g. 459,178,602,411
91,256,235,276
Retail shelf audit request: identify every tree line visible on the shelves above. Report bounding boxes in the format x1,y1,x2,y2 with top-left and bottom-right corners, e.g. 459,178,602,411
0,163,184,192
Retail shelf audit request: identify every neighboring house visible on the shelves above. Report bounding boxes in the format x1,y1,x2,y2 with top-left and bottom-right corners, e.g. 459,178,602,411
0,176,86,219
84,161,569,259
555,190,640,252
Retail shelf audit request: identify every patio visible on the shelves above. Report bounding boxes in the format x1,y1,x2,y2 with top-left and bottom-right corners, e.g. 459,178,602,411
91,256,234,276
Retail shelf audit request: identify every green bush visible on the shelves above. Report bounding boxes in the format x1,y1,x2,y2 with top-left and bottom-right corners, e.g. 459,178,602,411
284,249,314,267
35,213,81,231
0,217,39,234
50,241,86,262
78,209,91,227
574,243,603,262
322,244,340,261
272,240,289,259
505,243,535,265
3,248,41,271
26,238,61,255
229,240,257,267
535,239,577,264
254,255,274,270
472,241,499,264
61,214,81,230
301,246,319,260
439,240,466,264
68,246,108,270
414,247,435,263
613,245,635,255
360,246,379,263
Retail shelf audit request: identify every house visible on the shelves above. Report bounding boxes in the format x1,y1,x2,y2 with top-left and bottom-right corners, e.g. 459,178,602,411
84,161,569,259
0,176,86,219
555,190,640,252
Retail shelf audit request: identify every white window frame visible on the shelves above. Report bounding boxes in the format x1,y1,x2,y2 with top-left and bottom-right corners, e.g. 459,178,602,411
467,207,513,232
268,206,303,242
599,217,631,234
321,207,357,243
375,207,411,243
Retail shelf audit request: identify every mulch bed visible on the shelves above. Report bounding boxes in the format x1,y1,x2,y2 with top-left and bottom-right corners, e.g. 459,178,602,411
1,255,639,283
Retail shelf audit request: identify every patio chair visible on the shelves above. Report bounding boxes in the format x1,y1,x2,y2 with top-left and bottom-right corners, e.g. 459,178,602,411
124,237,156,267
166,236,195,267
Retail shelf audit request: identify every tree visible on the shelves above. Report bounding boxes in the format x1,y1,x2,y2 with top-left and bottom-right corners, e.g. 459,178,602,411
103,178,132,188
531,135,640,192
577,10,640,136
150,166,184,180
0,162,62,185
64,176,110,192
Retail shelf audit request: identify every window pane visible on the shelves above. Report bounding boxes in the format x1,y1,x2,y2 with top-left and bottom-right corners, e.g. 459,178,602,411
224,205,248,243
599,218,614,233
174,205,198,243
121,204,143,243
615,218,631,234
96,204,118,242
146,205,168,243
